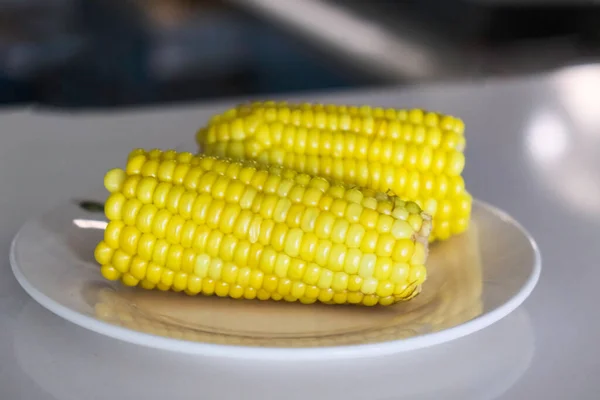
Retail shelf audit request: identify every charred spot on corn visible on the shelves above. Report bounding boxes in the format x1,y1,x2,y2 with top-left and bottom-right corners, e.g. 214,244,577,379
95,148,432,306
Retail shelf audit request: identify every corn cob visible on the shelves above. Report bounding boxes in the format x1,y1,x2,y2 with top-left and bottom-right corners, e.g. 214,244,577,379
196,102,471,241
94,148,432,306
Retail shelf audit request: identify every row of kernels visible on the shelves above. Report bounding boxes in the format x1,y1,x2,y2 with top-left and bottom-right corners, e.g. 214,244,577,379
99,256,424,303
249,152,465,201
104,186,421,264
211,121,463,154
98,214,425,281
210,103,464,135
230,126,465,174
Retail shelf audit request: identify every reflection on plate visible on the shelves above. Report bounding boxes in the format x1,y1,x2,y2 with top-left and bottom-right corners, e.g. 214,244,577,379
10,195,540,359
13,300,535,400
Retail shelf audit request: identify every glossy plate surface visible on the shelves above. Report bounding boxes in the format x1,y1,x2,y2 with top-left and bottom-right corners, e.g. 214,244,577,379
10,196,540,360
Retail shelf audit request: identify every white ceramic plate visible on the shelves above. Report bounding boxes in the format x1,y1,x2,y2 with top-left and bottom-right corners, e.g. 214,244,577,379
10,194,540,360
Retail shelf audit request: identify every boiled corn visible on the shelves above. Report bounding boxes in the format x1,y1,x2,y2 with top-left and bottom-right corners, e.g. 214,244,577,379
95,148,432,306
197,102,471,240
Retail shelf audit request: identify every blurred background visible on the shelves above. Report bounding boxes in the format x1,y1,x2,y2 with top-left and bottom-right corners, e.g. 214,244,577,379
0,0,599,108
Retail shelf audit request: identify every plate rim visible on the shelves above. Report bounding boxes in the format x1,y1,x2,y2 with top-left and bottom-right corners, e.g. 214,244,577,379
10,198,541,360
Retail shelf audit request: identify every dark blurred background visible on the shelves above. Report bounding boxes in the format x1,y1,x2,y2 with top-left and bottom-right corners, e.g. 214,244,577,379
1,0,599,108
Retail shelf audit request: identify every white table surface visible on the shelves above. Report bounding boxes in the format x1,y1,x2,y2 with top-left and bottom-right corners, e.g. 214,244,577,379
1,64,598,400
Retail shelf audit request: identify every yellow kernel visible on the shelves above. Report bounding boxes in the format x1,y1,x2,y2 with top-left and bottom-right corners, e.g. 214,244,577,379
277,278,293,296
274,253,291,278
219,235,237,261
160,269,174,287
331,219,350,244
137,177,160,205
378,296,396,306
358,209,379,235
358,254,376,278
299,207,318,233
140,159,160,177
105,192,126,221
331,272,349,291
180,220,197,248
288,281,305,299
392,239,414,262
94,241,113,265
374,257,392,280
151,238,169,266
208,258,223,280
344,248,362,274
300,232,318,262
247,243,264,268
262,275,278,293
360,230,378,253
319,194,334,211
119,226,140,255
348,292,364,304
390,262,410,284
194,254,210,278
104,168,127,193
222,263,239,284
376,215,394,233
181,244,199,269
410,242,427,264
376,234,395,257
139,279,155,290
192,226,210,252
303,187,323,207
347,275,363,292
129,257,148,280
111,249,131,273
376,200,394,215
184,275,201,294
409,264,427,285
329,198,347,218
283,260,304,282
101,265,121,281
121,175,141,198
447,152,465,176
270,223,288,252
315,240,333,266
285,228,303,257
317,269,334,289
259,247,277,274
285,204,305,228
320,237,344,268
206,200,226,229
288,186,305,203
315,212,335,239
126,154,147,175
361,277,378,294
407,214,423,232
376,281,394,297
345,223,366,249
213,281,228,297
438,200,453,220
303,264,321,285
151,209,170,239
249,269,264,289
164,215,183,245
452,218,469,235
146,263,162,283
272,198,292,223
157,160,176,182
